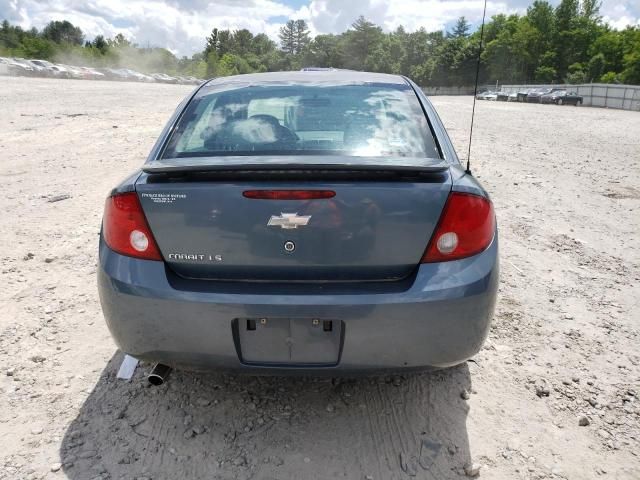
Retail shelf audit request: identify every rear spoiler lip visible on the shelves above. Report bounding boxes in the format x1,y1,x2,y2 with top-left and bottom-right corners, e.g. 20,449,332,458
142,156,450,174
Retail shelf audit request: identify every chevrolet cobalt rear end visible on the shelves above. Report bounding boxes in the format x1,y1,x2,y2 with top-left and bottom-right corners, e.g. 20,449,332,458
98,71,498,373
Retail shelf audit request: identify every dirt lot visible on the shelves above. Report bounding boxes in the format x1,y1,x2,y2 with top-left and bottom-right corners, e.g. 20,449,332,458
0,76,639,480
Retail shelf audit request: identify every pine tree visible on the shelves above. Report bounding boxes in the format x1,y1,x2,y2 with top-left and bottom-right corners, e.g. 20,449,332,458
279,20,296,55
450,17,470,38
205,28,219,55
294,20,310,54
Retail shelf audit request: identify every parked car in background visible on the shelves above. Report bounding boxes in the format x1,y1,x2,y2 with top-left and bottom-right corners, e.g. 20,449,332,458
78,66,105,80
525,88,546,102
30,59,71,78
517,89,532,102
119,68,155,82
13,58,43,75
508,92,518,102
476,90,497,100
59,64,86,79
526,87,564,103
0,57,200,84
113,68,136,81
0,57,16,75
183,76,203,85
103,68,134,81
175,75,199,85
21,59,48,75
3,57,35,76
50,64,72,78
151,72,178,84
29,59,60,77
96,68,123,80
496,91,509,101
540,89,583,105
0,57,10,75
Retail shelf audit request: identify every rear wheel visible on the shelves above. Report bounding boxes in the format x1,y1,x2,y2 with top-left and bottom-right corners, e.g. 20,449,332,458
576,100,582,106
557,98,563,105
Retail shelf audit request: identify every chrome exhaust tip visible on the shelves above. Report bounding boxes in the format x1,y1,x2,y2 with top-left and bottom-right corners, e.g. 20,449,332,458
148,363,172,386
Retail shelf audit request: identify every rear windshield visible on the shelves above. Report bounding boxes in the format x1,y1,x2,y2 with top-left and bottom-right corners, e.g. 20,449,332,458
161,83,440,159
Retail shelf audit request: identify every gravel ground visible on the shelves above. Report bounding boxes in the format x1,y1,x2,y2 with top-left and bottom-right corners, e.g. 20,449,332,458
0,76,639,480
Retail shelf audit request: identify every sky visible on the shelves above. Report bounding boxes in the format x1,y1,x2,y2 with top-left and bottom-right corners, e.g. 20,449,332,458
1,0,639,57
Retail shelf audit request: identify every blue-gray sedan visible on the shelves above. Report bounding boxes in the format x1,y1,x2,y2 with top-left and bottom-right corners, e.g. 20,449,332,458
98,70,498,374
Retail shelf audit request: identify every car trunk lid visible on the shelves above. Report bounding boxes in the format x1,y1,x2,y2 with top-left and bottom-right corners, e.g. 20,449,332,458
136,157,451,282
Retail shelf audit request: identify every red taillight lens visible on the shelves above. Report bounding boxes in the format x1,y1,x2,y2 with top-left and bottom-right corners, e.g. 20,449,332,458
103,192,162,261
243,190,336,200
421,192,495,263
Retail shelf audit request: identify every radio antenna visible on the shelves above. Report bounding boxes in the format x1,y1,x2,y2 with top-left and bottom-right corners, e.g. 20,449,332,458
466,0,488,175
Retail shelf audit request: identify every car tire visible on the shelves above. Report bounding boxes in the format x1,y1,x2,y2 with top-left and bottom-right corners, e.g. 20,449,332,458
577,100,582,106
558,98,563,105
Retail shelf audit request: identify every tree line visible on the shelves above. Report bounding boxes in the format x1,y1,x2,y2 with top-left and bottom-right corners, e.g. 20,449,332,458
1,0,639,85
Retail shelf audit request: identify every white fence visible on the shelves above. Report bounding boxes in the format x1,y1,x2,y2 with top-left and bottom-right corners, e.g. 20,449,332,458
422,86,476,96
423,83,640,111
497,83,640,111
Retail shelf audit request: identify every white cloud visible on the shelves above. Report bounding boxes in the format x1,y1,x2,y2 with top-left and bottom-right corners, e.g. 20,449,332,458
2,0,294,56
1,0,638,56
300,0,639,34
600,1,640,29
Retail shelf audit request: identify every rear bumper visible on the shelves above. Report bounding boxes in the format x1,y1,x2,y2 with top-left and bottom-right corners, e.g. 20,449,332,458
98,235,499,373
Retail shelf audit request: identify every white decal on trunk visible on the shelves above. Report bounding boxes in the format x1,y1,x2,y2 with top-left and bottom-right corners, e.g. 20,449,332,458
140,192,187,204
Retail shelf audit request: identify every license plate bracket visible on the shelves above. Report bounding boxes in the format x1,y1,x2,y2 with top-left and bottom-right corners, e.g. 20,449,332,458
236,318,342,366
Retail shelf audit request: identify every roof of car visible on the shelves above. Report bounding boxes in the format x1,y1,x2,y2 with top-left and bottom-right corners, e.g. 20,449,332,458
203,70,409,88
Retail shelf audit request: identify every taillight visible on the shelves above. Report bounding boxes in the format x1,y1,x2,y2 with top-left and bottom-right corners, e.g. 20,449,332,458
421,192,495,263
102,192,162,261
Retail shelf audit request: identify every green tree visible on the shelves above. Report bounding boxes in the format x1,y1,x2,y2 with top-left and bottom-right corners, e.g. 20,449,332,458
251,33,276,56
206,50,219,77
599,71,618,83
294,20,310,54
41,20,83,45
553,0,579,78
303,34,344,67
619,27,640,84
450,17,471,38
205,28,220,55
233,29,254,56
566,62,588,83
344,16,383,70
279,20,296,55
92,35,108,53
109,33,132,48
217,30,234,56
587,53,605,81
20,36,56,59
534,65,556,82
590,30,624,73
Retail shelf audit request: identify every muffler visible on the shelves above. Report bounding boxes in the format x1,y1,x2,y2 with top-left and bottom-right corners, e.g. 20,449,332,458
148,363,172,386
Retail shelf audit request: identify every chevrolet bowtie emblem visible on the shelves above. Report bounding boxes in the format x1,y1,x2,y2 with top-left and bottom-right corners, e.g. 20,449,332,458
267,213,312,229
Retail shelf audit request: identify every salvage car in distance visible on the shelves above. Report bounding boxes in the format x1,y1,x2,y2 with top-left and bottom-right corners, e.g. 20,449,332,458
1,57,34,75
98,70,499,374
526,87,564,103
540,89,583,105
476,90,497,100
